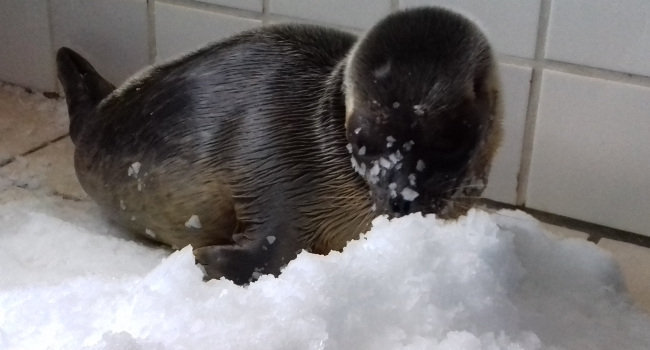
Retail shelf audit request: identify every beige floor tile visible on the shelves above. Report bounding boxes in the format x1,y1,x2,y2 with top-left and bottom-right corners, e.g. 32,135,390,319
599,238,650,313
0,137,86,200
0,84,68,162
0,184,38,204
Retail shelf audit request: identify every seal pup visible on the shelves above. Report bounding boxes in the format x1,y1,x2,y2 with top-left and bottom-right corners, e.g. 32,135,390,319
56,7,501,285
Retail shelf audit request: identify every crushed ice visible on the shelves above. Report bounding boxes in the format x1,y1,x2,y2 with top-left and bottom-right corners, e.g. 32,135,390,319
185,215,202,229
400,187,419,201
416,159,426,172
1,202,649,350
127,162,141,178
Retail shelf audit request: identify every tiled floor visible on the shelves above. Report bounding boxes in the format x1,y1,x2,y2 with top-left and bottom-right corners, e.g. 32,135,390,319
1,83,649,314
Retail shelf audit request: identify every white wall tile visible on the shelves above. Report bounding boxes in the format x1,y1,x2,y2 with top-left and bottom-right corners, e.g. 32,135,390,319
399,0,541,58
483,64,532,204
197,0,263,12
51,0,149,87
0,0,56,91
546,0,650,77
528,70,650,235
270,0,392,29
0,0,647,236
155,2,261,62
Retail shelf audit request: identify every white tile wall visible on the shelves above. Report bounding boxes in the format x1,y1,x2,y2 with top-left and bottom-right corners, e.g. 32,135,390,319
528,70,650,235
484,64,532,204
270,0,392,29
197,0,263,13
1,0,650,235
0,0,56,91
399,0,541,58
546,0,650,77
50,0,149,87
155,2,261,62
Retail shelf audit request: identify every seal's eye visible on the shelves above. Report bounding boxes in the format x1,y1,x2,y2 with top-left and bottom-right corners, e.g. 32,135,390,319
431,128,464,153
425,118,478,167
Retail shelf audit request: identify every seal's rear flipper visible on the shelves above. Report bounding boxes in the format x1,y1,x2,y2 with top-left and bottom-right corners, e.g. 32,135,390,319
56,47,115,142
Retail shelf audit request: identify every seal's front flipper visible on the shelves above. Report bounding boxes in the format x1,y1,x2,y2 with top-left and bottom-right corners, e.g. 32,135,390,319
194,244,265,285
194,234,298,285
56,47,115,143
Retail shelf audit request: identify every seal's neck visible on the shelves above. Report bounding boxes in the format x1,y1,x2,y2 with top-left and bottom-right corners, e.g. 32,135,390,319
306,61,375,253
315,60,357,175
319,60,348,134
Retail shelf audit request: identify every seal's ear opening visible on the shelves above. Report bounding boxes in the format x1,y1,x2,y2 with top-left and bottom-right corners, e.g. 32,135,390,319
56,47,115,142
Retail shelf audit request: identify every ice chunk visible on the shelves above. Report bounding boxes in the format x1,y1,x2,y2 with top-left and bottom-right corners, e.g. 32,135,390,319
408,173,417,187
185,215,202,229
369,161,381,177
144,228,156,238
416,159,426,172
388,150,403,164
403,140,415,152
0,153,649,350
127,162,141,177
400,187,419,201
386,135,396,148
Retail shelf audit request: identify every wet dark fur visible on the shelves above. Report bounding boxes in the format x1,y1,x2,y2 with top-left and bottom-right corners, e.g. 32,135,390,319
57,7,501,284
345,9,501,217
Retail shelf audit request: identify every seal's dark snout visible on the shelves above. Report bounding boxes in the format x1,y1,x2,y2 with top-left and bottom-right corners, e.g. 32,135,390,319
389,197,411,217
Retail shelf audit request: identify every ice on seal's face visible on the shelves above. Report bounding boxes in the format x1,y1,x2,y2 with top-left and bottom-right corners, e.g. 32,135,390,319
345,89,492,218
346,129,426,216
342,6,502,219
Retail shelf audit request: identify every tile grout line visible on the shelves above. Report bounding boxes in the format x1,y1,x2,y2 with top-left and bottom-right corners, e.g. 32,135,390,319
5,2,650,246
262,0,270,26
497,55,650,89
42,0,650,89
0,157,15,168
0,133,70,169
541,59,650,88
390,0,400,12
481,199,650,248
514,0,551,206
150,1,650,87
45,0,59,94
263,13,365,33
21,134,70,158
147,0,157,64
156,0,264,20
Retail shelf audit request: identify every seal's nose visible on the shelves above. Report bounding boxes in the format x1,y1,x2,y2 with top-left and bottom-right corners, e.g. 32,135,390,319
389,197,412,216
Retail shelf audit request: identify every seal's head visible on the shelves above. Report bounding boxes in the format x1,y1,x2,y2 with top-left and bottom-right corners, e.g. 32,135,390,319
343,7,502,219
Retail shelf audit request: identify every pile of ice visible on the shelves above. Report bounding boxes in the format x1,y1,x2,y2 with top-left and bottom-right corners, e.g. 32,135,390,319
1,199,649,350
